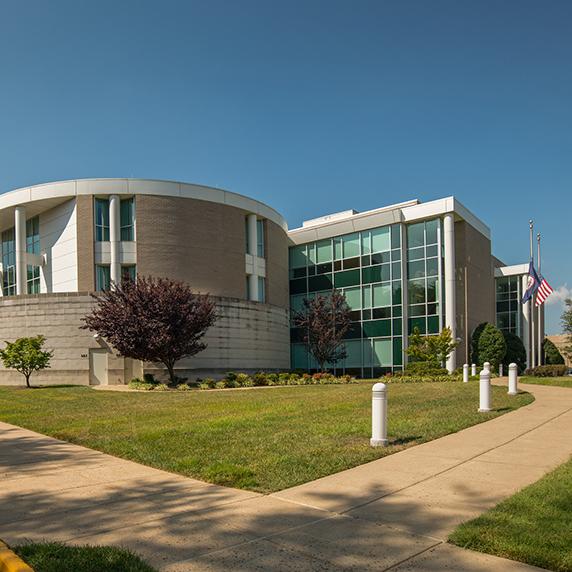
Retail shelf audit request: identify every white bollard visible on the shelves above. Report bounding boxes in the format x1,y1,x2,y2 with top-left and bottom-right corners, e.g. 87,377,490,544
463,363,469,383
370,383,388,447
479,369,491,412
508,363,518,395
499,363,503,377
484,361,491,374
471,363,477,376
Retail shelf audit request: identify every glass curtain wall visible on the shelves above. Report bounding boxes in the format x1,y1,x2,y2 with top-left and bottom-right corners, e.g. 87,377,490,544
289,224,404,377
496,276,521,336
406,219,442,335
289,217,444,376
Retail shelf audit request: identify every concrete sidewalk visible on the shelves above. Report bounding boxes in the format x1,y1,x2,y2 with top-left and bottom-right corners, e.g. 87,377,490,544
0,381,570,571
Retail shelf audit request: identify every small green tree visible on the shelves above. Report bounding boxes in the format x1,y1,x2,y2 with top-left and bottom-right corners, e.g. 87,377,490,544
502,331,527,373
426,327,459,364
0,335,53,388
406,327,430,362
543,338,565,365
406,326,458,365
561,298,572,360
477,324,506,371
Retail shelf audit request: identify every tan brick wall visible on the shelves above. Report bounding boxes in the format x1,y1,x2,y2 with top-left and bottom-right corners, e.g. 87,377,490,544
0,293,290,386
265,218,289,308
135,195,289,307
455,221,495,365
76,195,95,291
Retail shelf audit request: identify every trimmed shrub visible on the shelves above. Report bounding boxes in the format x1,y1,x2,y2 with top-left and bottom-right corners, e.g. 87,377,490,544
471,322,487,365
543,339,565,365
404,362,449,377
128,379,155,391
524,364,567,377
176,383,192,391
154,383,170,391
143,373,158,384
477,323,506,371
502,331,527,373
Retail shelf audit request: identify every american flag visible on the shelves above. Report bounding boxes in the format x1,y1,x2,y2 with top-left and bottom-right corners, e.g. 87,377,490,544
535,275,553,306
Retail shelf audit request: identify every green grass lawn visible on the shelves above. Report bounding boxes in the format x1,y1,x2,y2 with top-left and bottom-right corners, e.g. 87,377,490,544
14,542,156,572
449,456,572,572
520,376,572,388
0,382,533,493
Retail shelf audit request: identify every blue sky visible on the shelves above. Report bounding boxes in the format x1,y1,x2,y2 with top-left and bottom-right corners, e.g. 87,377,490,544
0,0,570,333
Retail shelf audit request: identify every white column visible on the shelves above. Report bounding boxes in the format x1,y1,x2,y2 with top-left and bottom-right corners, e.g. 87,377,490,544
521,275,531,368
14,206,26,295
246,214,259,301
247,214,257,256
443,214,456,372
109,195,121,287
370,383,388,447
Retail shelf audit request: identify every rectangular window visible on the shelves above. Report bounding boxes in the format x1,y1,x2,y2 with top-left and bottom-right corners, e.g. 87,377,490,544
121,265,136,283
26,216,40,255
2,227,16,295
258,276,265,302
95,265,111,291
95,198,110,241
27,265,40,294
120,198,135,241
256,220,264,257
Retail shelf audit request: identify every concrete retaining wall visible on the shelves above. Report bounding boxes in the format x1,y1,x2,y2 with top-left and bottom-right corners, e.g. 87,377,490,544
0,293,290,386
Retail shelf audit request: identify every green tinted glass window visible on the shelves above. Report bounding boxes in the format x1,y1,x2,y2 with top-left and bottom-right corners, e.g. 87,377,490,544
393,337,403,365
290,245,307,268
344,286,361,310
334,269,360,288
391,225,401,249
427,315,440,334
342,233,360,258
426,258,439,277
425,219,439,245
316,240,332,263
371,227,390,253
344,340,362,367
374,339,392,366
408,279,426,304
363,320,391,338
372,283,391,307
408,260,425,279
407,223,425,248
308,274,333,292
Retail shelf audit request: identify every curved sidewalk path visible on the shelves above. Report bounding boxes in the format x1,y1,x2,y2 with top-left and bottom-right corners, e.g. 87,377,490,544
0,381,570,571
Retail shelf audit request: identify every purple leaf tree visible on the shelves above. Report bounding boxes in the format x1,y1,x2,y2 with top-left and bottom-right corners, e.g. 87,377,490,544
293,290,351,372
82,276,218,384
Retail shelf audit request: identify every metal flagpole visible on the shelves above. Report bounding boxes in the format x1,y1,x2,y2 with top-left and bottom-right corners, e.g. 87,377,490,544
529,220,535,367
537,233,542,365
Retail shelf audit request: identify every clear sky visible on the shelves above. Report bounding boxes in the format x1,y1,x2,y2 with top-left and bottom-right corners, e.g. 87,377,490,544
0,0,570,333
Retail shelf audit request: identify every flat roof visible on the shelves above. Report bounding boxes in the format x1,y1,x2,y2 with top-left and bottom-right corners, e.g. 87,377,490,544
0,178,288,232
288,196,491,244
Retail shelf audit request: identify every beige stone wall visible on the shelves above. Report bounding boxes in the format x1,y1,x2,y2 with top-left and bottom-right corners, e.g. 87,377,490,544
135,195,290,307
454,220,495,365
0,293,290,386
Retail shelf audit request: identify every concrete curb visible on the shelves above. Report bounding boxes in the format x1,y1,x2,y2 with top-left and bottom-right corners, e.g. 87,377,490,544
0,541,33,572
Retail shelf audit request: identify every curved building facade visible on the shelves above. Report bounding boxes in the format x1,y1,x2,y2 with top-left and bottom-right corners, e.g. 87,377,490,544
0,179,290,385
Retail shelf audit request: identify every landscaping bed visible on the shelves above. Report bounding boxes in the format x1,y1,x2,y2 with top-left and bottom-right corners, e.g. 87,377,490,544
449,456,572,572
0,382,533,493
128,371,356,391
